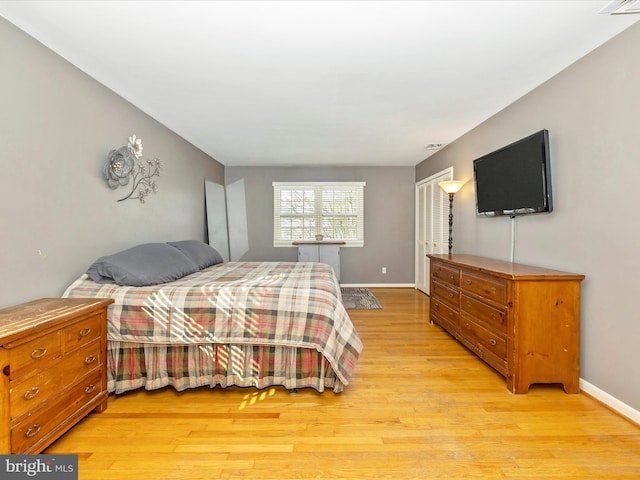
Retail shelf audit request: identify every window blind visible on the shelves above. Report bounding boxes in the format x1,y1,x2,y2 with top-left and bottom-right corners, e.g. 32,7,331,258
273,182,365,247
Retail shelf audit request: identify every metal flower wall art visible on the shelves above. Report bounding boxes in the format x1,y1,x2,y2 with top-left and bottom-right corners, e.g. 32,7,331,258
104,134,162,203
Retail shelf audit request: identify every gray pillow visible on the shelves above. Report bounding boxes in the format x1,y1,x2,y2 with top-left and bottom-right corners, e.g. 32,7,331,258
86,243,199,286
167,240,224,269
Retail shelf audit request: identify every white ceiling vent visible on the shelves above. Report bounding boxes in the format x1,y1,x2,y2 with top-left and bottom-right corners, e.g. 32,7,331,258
424,144,445,151
599,0,640,14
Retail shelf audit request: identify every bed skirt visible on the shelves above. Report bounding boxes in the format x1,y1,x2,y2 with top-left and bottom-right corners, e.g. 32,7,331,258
107,341,345,394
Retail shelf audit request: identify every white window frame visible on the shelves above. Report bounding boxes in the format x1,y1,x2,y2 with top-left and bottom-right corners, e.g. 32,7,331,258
273,181,366,247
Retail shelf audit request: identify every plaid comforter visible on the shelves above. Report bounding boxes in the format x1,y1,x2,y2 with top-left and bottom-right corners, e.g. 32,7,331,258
62,262,362,385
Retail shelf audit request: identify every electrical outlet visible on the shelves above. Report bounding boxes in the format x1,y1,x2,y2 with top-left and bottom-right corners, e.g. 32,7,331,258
382,267,387,274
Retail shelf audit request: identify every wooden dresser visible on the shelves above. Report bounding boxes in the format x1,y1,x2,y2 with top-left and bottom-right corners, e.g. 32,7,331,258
428,254,584,394
0,297,113,453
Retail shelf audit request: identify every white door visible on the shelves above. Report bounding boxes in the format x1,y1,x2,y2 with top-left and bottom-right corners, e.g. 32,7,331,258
415,181,430,293
415,168,452,294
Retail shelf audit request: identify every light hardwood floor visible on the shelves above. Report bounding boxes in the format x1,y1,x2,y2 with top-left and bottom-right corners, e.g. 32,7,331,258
46,288,640,479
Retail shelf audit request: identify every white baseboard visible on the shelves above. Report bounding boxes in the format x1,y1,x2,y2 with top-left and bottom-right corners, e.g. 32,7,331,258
340,283,415,288
579,378,640,425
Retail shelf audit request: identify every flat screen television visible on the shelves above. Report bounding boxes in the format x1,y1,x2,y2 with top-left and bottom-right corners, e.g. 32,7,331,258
473,129,553,217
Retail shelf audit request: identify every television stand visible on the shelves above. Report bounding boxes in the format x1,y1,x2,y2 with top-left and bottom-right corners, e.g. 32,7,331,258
428,254,584,394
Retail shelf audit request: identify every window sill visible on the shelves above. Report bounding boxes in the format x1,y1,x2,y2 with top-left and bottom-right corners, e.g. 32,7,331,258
291,241,347,245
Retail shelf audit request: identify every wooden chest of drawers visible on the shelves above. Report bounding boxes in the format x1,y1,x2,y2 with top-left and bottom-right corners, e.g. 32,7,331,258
0,297,113,453
428,254,584,394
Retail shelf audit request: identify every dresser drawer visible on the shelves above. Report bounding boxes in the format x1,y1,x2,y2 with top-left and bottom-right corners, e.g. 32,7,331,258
9,340,102,420
60,340,102,386
8,332,62,379
461,271,507,305
431,281,459,309
431,298,459,329
460,315,506,360
461,294,507,333
10,371,58,421
10,369,103,454
63,313,102,354
432,263,460,287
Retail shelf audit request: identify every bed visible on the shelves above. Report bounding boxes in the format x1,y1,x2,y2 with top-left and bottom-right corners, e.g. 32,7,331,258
62,241,362,394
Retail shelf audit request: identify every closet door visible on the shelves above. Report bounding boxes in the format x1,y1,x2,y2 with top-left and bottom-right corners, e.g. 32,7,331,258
415,181,430,293
415,168,452,294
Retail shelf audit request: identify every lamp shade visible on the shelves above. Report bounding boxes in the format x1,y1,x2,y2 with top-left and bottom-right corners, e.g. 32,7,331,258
438,180,466,194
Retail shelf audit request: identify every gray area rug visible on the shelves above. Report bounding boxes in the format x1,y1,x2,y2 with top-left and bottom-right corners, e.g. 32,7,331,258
340,287,383,310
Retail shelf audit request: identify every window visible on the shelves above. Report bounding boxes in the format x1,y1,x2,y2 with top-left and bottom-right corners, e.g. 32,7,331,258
273,182,365,247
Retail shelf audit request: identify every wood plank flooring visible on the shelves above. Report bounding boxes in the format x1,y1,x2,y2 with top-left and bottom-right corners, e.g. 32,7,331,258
45,288,640,479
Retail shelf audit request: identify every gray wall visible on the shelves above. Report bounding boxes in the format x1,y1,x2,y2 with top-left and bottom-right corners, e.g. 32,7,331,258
0,18,224,308
225,166,415,285
416,22,640,411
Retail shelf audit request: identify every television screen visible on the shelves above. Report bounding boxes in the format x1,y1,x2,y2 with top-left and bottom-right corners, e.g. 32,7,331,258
473,129,552,217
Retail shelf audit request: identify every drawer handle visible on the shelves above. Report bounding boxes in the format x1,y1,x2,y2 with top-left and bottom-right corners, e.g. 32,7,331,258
84,384,96,395
30,347,47,359
84,354,97,365
23,386,40,400
25,424,41,438
448,293,454,298
79,327,92,337
489,339,497,346
465,279,472,285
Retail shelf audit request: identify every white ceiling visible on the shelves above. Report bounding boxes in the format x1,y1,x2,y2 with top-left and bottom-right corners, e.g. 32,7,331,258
1,1,638,167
